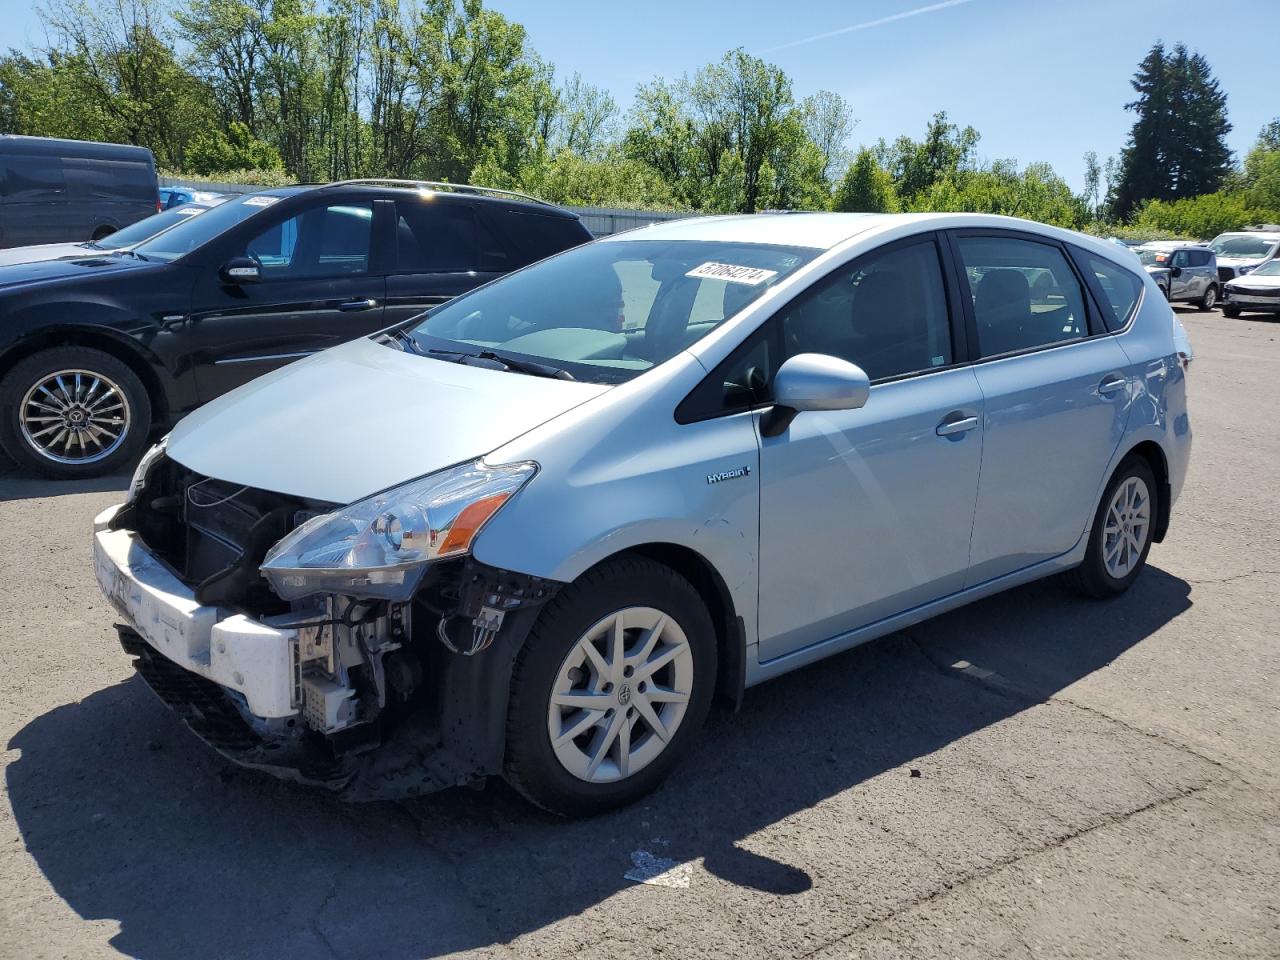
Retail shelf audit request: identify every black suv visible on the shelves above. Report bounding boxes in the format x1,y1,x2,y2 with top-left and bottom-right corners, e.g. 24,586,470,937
0,180,591,478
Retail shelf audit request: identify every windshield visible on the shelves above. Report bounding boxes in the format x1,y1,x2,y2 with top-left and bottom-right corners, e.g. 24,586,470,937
131,194,288,262
403,239,818,384
1137,248,1171,266
1248,258,1280,277
89,204,210,249
1210,235,1278,259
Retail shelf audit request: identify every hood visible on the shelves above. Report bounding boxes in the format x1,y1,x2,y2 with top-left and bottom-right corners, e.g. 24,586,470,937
1217,256,1268,268
0,252,157,291
1226,272,1280,289
167,336,610,503
0,243,93,267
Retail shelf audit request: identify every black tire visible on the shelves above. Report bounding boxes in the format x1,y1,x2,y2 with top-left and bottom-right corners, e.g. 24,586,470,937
0,346,152,479
504,555,717,817
90,225,116,242
1063,455,1157,599
1197,284,1217,311
1221,304,1241,318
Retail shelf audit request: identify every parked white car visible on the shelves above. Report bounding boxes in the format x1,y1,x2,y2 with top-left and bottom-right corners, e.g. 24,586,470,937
1208,231,1280,285
1221,257,1280,318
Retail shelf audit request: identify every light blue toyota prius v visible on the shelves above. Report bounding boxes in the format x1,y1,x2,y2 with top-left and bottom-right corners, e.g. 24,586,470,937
94,209,1191,816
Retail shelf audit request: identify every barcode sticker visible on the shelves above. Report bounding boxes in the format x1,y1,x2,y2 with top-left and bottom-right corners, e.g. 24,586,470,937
686,262,778,286
243,195,279,207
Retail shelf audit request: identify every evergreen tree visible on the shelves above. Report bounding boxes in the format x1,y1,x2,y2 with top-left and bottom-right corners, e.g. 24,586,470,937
1114,42,1232,218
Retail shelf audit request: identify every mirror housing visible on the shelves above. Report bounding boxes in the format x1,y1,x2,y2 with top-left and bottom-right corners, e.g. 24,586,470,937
1170,266,1183,278
220,256,261,284
760,353,871,438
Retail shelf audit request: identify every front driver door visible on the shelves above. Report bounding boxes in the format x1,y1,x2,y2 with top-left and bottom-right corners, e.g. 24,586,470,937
188,198,387,401
755,235,983,663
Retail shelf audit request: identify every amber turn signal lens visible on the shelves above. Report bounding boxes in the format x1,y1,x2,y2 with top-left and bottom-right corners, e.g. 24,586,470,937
438,492,512,556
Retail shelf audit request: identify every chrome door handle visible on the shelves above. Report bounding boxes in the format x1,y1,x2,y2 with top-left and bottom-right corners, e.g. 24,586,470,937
339,298,378,311
1098,375,1127,395
936,416,979,437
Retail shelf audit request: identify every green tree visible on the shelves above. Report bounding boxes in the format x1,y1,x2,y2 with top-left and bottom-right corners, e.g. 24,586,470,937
832,148,898,212
876,111,979,203
1114,42,1232,217
187,119,283,173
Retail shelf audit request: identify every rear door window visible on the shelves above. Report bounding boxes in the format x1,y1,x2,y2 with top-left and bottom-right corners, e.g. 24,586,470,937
956,235,1089,358
395,201,477,273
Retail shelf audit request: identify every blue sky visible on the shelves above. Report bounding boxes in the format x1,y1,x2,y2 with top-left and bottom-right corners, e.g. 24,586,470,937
2,0,1273,191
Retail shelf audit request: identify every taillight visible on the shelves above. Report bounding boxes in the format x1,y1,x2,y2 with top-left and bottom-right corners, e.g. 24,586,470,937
156,199,163,212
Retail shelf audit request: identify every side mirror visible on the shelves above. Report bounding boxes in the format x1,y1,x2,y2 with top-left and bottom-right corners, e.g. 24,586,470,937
220,256,261,284
760,353,871,438
1170,266,1183,278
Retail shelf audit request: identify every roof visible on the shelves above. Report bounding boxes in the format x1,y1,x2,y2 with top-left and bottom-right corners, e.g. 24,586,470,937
605,212,888,249
603,212,1141,264
1137,240,1210,250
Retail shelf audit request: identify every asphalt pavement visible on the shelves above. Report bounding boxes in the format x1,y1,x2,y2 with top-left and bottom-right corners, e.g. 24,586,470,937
1,306,1277,959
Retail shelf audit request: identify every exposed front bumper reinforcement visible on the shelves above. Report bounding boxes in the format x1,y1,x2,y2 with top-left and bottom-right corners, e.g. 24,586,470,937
94,505,554,799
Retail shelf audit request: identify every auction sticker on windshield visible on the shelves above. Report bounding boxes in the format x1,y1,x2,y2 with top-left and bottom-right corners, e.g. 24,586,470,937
686,262,779,285
243,195,280,207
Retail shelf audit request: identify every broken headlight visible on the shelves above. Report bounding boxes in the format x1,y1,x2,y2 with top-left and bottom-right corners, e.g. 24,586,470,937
260,459,536,602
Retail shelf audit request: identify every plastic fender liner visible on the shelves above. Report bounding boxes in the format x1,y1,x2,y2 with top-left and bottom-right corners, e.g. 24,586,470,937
342,561,562,801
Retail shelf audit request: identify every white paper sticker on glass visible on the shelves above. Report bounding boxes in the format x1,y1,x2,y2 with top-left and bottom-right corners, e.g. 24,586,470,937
686,262,779,286
243,195,280,207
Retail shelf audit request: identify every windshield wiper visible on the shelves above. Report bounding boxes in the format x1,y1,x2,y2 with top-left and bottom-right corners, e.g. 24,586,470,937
112,248,150,262
428,347,575,381
385,328,429,356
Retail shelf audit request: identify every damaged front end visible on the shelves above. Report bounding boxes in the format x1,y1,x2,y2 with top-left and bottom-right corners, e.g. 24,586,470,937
95,450,558,799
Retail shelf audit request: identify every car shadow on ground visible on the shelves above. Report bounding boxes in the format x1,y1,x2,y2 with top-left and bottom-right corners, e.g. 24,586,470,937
0,455,130,503
6,567,1191,959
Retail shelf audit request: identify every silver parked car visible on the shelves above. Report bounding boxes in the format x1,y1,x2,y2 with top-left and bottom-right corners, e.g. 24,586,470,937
93,212,1192,816
1221,256,1280,318
1135,241,1219,309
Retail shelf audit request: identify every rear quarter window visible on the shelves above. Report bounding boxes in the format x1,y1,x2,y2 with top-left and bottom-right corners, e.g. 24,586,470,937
1081,253,1144,332
478,208,588,269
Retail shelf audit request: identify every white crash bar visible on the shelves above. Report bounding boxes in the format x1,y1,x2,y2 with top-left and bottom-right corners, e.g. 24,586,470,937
92,506,297,718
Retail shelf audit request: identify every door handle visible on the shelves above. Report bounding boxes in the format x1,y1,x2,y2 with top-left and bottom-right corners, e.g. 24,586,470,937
936,415,979,437
1098,374,1127,396
338,298,378,311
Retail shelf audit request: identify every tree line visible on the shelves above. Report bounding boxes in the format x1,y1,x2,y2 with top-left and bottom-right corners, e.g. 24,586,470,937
0,0,1276,238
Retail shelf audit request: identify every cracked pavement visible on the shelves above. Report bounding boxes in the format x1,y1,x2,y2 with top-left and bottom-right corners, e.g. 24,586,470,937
1,306,1277,959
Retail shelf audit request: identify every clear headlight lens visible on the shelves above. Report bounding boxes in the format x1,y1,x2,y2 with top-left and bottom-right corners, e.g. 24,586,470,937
260,459,536,601
124,436,168,506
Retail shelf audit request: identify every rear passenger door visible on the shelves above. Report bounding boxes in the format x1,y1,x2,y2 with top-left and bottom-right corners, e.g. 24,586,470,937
0,153,74,245
950,230,1131,586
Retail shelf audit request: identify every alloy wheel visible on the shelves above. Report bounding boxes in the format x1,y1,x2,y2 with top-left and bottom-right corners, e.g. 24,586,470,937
547,606,694,783
1103,476,1151,579
19,369,131,465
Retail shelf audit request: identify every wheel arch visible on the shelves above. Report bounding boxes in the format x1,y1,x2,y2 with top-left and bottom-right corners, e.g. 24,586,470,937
0,326,171,428
1119,439,1171,543
605,542,746,711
